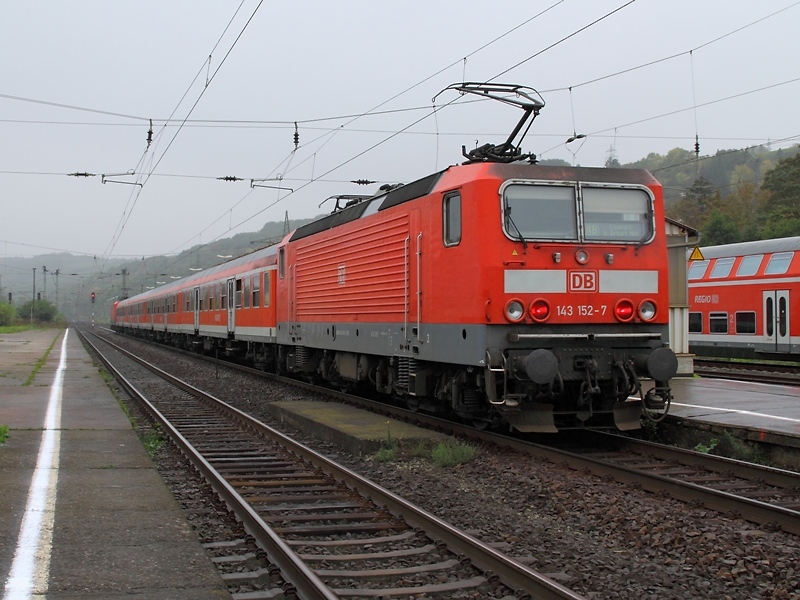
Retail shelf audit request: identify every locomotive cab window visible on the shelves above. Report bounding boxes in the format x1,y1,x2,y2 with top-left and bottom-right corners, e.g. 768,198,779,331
503,184,577,240
501,183,653,243
443,192,461,246
582,187,652,242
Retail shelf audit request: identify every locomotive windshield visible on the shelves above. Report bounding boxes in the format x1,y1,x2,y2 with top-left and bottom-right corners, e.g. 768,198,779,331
502,183,653,244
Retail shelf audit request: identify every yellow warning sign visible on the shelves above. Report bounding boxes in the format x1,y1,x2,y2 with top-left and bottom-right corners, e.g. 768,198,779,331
688,246,705,261
512,249,519,256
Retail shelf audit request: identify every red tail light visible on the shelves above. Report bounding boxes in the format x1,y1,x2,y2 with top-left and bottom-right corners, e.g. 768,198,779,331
614,299,635,322
530,298,550,322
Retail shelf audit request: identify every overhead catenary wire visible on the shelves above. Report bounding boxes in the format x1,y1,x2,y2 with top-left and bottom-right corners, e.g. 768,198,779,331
99,0,262,264
166,2,569,256
3,2,797,261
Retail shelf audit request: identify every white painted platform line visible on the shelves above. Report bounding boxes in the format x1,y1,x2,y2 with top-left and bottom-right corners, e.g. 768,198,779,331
3,330,68,600
672,401,800,424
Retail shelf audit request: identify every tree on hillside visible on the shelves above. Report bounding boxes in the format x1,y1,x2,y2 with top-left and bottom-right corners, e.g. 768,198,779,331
701,210,740,246
686,176,717,211
665,176,721,232
719,180,767,241
761,153,800,237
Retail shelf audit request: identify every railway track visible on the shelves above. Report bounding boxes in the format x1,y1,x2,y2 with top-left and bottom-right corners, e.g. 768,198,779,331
694,358,800,386
92,326,800,539
79,327,584,600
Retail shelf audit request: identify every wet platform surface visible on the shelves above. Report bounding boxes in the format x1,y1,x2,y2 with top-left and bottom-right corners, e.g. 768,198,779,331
667,377,800,452
0,328,229,599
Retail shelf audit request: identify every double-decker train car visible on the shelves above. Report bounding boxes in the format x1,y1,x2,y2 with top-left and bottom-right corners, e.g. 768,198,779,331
687,236,800,358
112,83,677,432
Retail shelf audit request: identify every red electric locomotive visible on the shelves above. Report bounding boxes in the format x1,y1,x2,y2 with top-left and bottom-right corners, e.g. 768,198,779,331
112,83,677,432
688,236,800,358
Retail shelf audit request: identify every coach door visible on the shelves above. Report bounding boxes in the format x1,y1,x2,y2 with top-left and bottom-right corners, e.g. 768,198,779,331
193,287,200,332
763,290,790,352
227,278,235,334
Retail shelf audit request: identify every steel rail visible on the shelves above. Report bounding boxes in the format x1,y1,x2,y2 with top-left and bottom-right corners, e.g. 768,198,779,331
79,330,338,600
82,327,586,600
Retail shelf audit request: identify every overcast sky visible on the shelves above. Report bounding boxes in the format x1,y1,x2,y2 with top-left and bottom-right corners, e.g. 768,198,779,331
2,0,798,260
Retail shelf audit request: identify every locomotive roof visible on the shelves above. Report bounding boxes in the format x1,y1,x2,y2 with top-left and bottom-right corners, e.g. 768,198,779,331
486,163,660,186
700,236,800,259
289,163,660,243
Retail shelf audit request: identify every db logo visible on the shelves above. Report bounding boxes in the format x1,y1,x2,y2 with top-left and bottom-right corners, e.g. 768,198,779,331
569,270,597,292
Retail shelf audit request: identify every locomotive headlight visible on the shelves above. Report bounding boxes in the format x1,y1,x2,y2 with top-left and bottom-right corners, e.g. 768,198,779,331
504,299,526,323
638,300,657,321
614,299,635,322
575,249,590,264
529,298,550,322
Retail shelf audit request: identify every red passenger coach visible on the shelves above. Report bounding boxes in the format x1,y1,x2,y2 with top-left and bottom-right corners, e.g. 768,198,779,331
112,83,677,432
112,249,279,368
688,236,800,358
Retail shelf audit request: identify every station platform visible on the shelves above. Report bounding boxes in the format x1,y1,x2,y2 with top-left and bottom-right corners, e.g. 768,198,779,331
662,377,800,468
0,328,229,599
265,400,449,456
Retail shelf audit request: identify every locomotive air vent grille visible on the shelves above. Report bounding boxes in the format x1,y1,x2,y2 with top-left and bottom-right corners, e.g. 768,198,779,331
397,357,417,389
295,345,311,367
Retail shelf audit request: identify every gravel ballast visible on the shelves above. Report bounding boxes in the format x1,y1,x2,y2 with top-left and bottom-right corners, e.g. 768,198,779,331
103,334,800,599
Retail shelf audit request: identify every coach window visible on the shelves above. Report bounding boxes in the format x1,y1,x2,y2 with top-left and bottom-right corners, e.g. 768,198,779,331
263,272,271,308
736,254,763,277
688,260,709,280
582,187,652,242
709,312,728,334
220,285,227,310
503,184,577,241
688,312,703,333
443,192,461,246
709,257,735,278
235,279,243,309
765,252,794,275
252,275,260,308
279,248,285,279
243,277,251,309
735,311,756,334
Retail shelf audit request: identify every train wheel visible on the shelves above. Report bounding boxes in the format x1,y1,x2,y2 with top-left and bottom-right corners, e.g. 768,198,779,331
472,418,491,430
